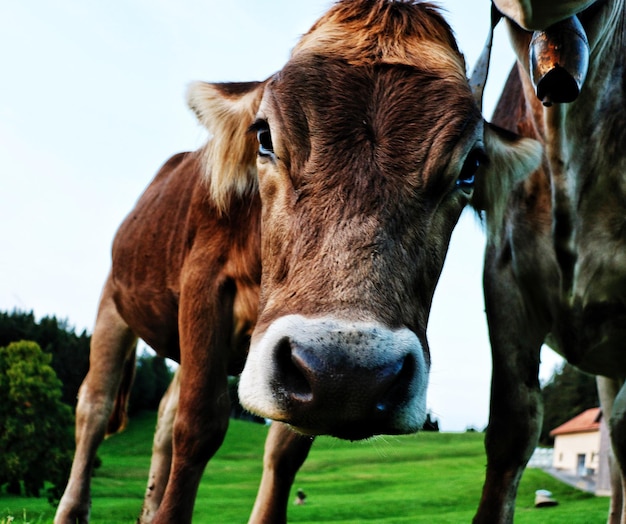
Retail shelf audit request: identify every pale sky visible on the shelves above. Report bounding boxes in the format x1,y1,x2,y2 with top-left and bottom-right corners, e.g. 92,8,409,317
0,1,563,431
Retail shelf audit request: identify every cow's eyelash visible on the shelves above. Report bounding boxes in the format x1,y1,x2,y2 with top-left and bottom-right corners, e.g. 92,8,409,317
248,119,269,134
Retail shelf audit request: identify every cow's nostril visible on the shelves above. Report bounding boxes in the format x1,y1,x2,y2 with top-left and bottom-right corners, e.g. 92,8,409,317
398,353,416,383
275,337,313,403
376,354,415,414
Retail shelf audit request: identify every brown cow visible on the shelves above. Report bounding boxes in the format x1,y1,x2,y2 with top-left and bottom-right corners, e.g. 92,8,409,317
472,1,626,522
54,1,541,523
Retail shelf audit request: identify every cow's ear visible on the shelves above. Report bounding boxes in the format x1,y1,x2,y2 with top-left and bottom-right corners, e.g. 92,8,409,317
472,123,542,234
186,80,267,212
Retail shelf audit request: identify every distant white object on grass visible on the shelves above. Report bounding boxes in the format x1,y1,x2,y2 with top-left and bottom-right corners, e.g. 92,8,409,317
535,489,558,507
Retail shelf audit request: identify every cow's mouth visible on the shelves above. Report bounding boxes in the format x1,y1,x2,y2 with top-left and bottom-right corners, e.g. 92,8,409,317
240,315,429,437
290,419,401,441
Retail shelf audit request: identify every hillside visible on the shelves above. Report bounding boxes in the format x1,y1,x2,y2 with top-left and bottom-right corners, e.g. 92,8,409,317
2,412,609,523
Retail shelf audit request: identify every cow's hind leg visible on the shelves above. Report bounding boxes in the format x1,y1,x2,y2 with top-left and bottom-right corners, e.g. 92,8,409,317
248,422,314,524
55,276,137,524
607,379,626,524
597,376,624,524
138,368,180,524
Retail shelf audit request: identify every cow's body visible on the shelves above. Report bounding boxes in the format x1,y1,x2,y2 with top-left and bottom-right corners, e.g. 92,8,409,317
474,1,626,522
54,143,317,523
55,1,541,522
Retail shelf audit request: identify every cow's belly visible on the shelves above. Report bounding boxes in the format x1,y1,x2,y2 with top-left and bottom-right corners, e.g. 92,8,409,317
537,210,626,378
112,282,181,361
546,302,626,378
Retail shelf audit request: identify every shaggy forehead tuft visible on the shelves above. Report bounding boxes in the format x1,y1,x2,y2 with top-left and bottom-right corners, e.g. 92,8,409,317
292,0,467,81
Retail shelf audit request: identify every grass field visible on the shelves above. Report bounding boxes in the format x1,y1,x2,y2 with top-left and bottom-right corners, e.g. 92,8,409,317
1,412,610,523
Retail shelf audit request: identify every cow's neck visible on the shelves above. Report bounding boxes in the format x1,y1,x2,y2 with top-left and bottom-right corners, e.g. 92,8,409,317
539,0,626,305
539,103,573,293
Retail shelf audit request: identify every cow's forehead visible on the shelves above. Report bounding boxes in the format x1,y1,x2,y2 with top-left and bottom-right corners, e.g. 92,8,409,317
261,57,481,192
254,0,481,190
291,0,467,82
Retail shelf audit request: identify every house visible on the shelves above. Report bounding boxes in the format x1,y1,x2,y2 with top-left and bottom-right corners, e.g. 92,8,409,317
549,407,612,495
550,407,601,475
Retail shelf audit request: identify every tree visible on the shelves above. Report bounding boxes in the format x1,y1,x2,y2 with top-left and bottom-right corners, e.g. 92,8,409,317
0,341,74,501
0,310,90,408
422,412,439,432
0,310,174,418
227,376,265,424
128,349,174,414
540,362,599,445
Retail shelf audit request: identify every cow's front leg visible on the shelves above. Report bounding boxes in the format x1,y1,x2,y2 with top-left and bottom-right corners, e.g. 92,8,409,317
138,369,180,523
473,247,545,524
152,279,233,524
248,422,314,524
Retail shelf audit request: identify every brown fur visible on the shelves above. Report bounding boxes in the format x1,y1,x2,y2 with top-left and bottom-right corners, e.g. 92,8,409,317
293,1,466,77
187,81,266,213
55,150,263,524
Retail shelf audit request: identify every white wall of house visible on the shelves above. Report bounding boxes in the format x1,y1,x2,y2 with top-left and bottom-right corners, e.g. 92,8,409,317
552,431,600,474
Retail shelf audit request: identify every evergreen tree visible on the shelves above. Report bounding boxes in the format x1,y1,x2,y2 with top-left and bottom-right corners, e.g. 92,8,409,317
421,412,439,432
0,341,74,501
540,362,598,444
0,310,173,418
128,349,173,414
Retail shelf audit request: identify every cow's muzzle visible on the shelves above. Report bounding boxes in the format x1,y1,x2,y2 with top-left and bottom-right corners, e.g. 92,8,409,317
530,16,589,106
239,315,428,440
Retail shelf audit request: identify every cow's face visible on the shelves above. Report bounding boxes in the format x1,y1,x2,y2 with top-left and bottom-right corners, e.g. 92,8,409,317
188,0,542,440
243,63,484,439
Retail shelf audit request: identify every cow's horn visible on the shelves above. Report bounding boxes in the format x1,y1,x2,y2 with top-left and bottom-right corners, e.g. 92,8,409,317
530,16,589,107
470,4,502,111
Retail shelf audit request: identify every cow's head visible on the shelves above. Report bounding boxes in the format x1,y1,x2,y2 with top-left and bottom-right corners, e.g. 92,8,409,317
188,0,542,440
492,0,596,30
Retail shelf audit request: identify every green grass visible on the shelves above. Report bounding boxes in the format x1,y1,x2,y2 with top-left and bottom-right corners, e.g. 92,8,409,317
1,412,610,523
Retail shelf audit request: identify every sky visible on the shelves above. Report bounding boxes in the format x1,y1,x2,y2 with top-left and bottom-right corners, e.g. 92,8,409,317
0,1,564,432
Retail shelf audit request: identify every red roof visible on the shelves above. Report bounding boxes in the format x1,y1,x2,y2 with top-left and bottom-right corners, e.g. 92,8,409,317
549,407,601,437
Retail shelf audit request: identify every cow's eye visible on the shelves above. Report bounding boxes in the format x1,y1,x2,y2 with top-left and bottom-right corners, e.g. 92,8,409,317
456,149,485,190
254,121,274,157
